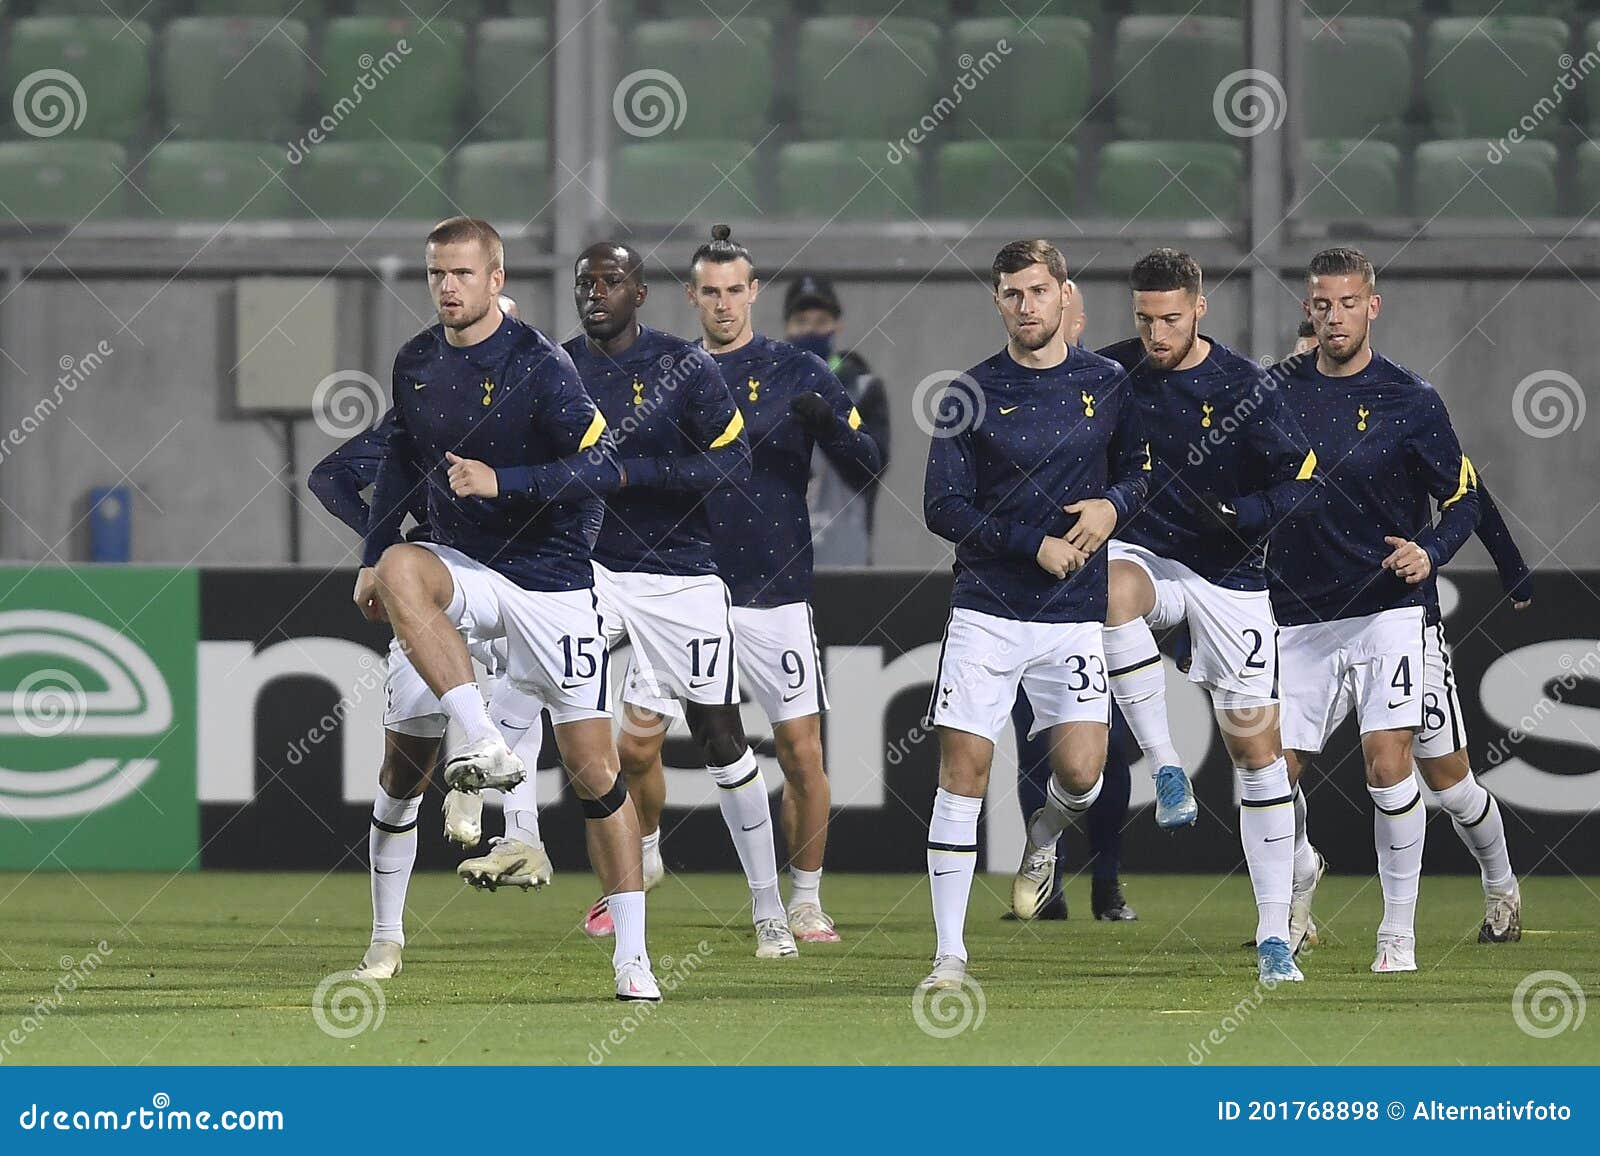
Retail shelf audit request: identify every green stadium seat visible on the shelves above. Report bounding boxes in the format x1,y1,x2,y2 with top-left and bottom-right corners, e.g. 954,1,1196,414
1448,1,1575,16
1578,141,1600,210
0,141,127,222
1127,0,1243,15
48,0,171,17
162,19,309,142
1114,17,1244,141
506,0,550,13
475,19,551,141
1424,18,1573,139
5,18,151,144
1303,19,1412,140
1298,139,1403,218
948,19,1091,141
622,19,774,141
296,142,450,220
794,17,941,140
455,141,549,226
612,140,760,221
1096,141,1242,220
817,1,951,17
1301,0,1421,15
141,142,298,220
192,1,326,17
651,0,786,18
319,18,466,145
776,139,919,218
1413,139,1558,217
934,141,1078,218
968,1,1101,19
353,1,486,18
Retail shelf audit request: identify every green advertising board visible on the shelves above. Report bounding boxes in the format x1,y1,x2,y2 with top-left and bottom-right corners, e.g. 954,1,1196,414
0,566,198,869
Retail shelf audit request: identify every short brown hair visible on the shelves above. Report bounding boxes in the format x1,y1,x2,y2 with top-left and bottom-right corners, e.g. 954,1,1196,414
992,239,1068,289
426,216,503,271
1307,246,1374,289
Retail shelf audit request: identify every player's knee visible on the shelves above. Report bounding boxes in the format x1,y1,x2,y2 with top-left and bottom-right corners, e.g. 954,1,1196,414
1106,561,1152,625
773,726,823,781
378,753,427,798
687,705,746,766
1415,748,1468,791
576,771,629,818
374,544,432,601
1365,749,1413,788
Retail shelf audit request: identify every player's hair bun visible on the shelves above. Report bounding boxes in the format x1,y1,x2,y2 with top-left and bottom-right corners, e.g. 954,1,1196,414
711,223,732,242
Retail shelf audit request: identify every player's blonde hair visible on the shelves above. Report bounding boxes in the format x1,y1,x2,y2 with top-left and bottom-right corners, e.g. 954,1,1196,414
426,216,504,272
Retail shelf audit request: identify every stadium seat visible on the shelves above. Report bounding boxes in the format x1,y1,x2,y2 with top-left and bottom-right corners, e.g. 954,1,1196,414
141,142,298,220
455,141,549,226
968,1,1101,19
948,19,1091,141
1096,141,1243,221
1578,141,1600,210
612,140,760,221
1447,1,1576,16
1302,19,1413,140
816,1,951,18
295,142,451,220
192,1,325,16
162,19,309,143
0,141,128,222
319,18,466,145
1126,0,1243,15
5,18,151,144
1297,139,1403,219
934,141,1078,219
353,1,486,18
506,0,551,13
776,139,920,218
794,17,941,140
1114,17,1244,142
1301,0,1421,15
1424,18,1573,140
474,19,551,141
650,0,787,17
48,0,171,16
1412,139,1559,218
622,19,774,142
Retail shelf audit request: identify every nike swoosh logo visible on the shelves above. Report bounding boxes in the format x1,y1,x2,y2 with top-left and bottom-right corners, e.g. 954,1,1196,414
1076,693,1099,702
561,680,584,689
1264,834,1293,843
498,720,531,731
1387,698,1410,709
688,678,717,689
741,821,766,832
412,382,425,390
1389,839,1420,851
933,868,960,877
999,405,1019,414
375,867,402,875
781,690,805,703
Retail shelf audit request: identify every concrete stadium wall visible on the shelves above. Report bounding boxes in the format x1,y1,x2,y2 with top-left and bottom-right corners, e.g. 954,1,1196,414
0,272,1593,571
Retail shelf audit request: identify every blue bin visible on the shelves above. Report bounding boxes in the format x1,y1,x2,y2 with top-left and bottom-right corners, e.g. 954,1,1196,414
89,485,131,562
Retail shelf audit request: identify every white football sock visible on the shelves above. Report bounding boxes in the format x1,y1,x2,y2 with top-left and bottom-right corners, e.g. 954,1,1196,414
788,866,822,911
1104,619,1180,769
607,890,648,969
707,749,784,923
494,697,542,843
641,827,664,877
1238,760,1294,946
441,683,498,747
1370,780,1424,937
927,788,982,962
370,787,421,946
1434,772,1514,894
1292,786,1320,890
1028,773,1102,847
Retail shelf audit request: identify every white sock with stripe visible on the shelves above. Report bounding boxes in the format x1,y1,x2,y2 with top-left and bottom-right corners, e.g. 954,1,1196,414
927,788,982,961
708,749,784,923
1434,772,1514,895
1292,785,1320,890
1238,760,1294,945
1028,774,1102,847
370,788,421,946
1104,619,1180,770
607,890,648,968
1370,780,1425,937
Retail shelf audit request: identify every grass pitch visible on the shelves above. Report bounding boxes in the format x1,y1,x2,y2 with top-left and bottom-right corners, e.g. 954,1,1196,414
1,870,1596,1066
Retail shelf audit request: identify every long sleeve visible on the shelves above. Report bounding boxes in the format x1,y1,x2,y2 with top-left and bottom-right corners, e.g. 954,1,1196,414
923,400,1049,560
1407,393,1481,566
1475,476,1534,602
620,352,751,493
851,360,891,480
1102,383,1150,524
307,444,375,536
808,357,882,489
1233,385,1322,535
490,355,624,504
361,412,420,567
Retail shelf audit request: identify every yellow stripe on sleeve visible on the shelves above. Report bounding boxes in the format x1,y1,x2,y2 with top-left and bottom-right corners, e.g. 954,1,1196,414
1442,455,1476,508
709,408,745,449
1142,441,1153,471
1295,449,1317,481
577,407,607,451
847,406,862,431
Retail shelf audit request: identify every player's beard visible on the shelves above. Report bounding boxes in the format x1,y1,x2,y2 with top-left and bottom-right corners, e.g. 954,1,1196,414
1146,318,1198,370
442,295,493,334
1319,324,1369,365
1010,310,1062,352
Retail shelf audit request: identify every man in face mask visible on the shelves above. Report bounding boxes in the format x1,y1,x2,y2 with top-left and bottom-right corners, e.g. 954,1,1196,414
783,275,891,566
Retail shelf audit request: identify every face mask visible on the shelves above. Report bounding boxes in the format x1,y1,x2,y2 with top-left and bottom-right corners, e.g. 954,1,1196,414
789,332,834,361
